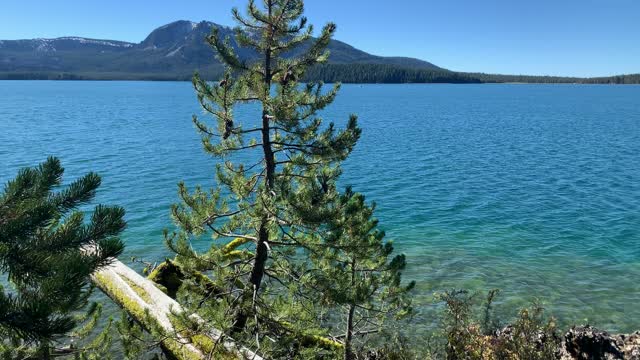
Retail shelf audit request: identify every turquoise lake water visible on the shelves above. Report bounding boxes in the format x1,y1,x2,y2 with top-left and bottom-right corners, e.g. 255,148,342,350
1,81,639,334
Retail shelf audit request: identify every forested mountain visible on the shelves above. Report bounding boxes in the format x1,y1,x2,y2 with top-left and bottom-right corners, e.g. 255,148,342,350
0,20,440,80
0,20,637,83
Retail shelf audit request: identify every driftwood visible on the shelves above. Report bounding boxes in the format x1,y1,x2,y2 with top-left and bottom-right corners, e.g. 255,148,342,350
91,257,264,360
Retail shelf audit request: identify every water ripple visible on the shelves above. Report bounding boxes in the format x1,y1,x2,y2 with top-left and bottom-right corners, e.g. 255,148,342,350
1,82,639,335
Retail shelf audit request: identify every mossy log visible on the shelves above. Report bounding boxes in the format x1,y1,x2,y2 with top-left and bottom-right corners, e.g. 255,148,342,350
148,259,344,352
91,258,263,360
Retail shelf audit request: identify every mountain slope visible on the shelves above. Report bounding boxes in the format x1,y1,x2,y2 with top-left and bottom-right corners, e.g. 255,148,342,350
1,20,637,83
0,20,441,80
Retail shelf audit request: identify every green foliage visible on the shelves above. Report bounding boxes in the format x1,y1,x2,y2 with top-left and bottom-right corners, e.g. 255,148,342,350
163,0,419,357
353,332,434,360
0,157,125,357
115,313,167,360
167,0,360,337
115,314,148,359
69,306,117,360
308,188,415,359
435,290,560,360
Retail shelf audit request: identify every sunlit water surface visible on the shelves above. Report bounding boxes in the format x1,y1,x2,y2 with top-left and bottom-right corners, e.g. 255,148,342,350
1,81,639,335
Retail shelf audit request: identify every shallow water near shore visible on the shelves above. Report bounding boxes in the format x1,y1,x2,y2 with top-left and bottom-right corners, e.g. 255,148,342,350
1,81,639,336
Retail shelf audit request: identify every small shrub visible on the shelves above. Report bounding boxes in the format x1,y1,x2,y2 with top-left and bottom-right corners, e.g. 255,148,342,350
436,290,560,360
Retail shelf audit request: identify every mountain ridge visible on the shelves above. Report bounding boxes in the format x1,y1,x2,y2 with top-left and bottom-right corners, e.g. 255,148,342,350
0,19,442,79
1,20,638,83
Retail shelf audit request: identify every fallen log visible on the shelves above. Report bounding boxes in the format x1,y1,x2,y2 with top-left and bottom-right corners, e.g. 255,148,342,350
147,259,344,352
91,257,263,360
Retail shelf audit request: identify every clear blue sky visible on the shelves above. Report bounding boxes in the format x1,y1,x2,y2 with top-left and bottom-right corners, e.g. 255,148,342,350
1,0,638,77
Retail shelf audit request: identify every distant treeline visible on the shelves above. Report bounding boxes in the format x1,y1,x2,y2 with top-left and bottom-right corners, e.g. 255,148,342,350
467,72,640,84
0,72,197,81
1,66,639,84
304,64,640,84
303,64,482,83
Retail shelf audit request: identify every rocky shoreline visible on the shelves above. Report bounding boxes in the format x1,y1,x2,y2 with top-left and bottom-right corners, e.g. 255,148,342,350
496,325,640,359
558,326,640,360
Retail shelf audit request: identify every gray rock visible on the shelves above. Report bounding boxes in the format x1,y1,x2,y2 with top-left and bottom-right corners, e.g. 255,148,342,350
559,326,640,360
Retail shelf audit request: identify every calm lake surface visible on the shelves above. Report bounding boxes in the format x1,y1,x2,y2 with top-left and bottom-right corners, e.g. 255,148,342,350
1,81,639,334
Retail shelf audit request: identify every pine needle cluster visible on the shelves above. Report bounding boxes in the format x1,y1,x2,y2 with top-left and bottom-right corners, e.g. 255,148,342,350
0,157,125,357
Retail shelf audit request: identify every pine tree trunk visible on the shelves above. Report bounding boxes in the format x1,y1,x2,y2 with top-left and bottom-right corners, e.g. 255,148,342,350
232,222,269,334
344,259,357,360
250,223,269,293
233,7,275,333
262,111,275,189
344,304,356,360
261,18,274,189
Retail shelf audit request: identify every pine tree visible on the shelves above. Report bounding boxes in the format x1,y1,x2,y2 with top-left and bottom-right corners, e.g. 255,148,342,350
166,0,361,352
0,157,125,357
310,188,415,360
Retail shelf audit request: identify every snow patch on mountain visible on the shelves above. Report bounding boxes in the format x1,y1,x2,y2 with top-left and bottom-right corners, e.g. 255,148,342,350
33,39,56,52
166,45,184,57
58,37,134,48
